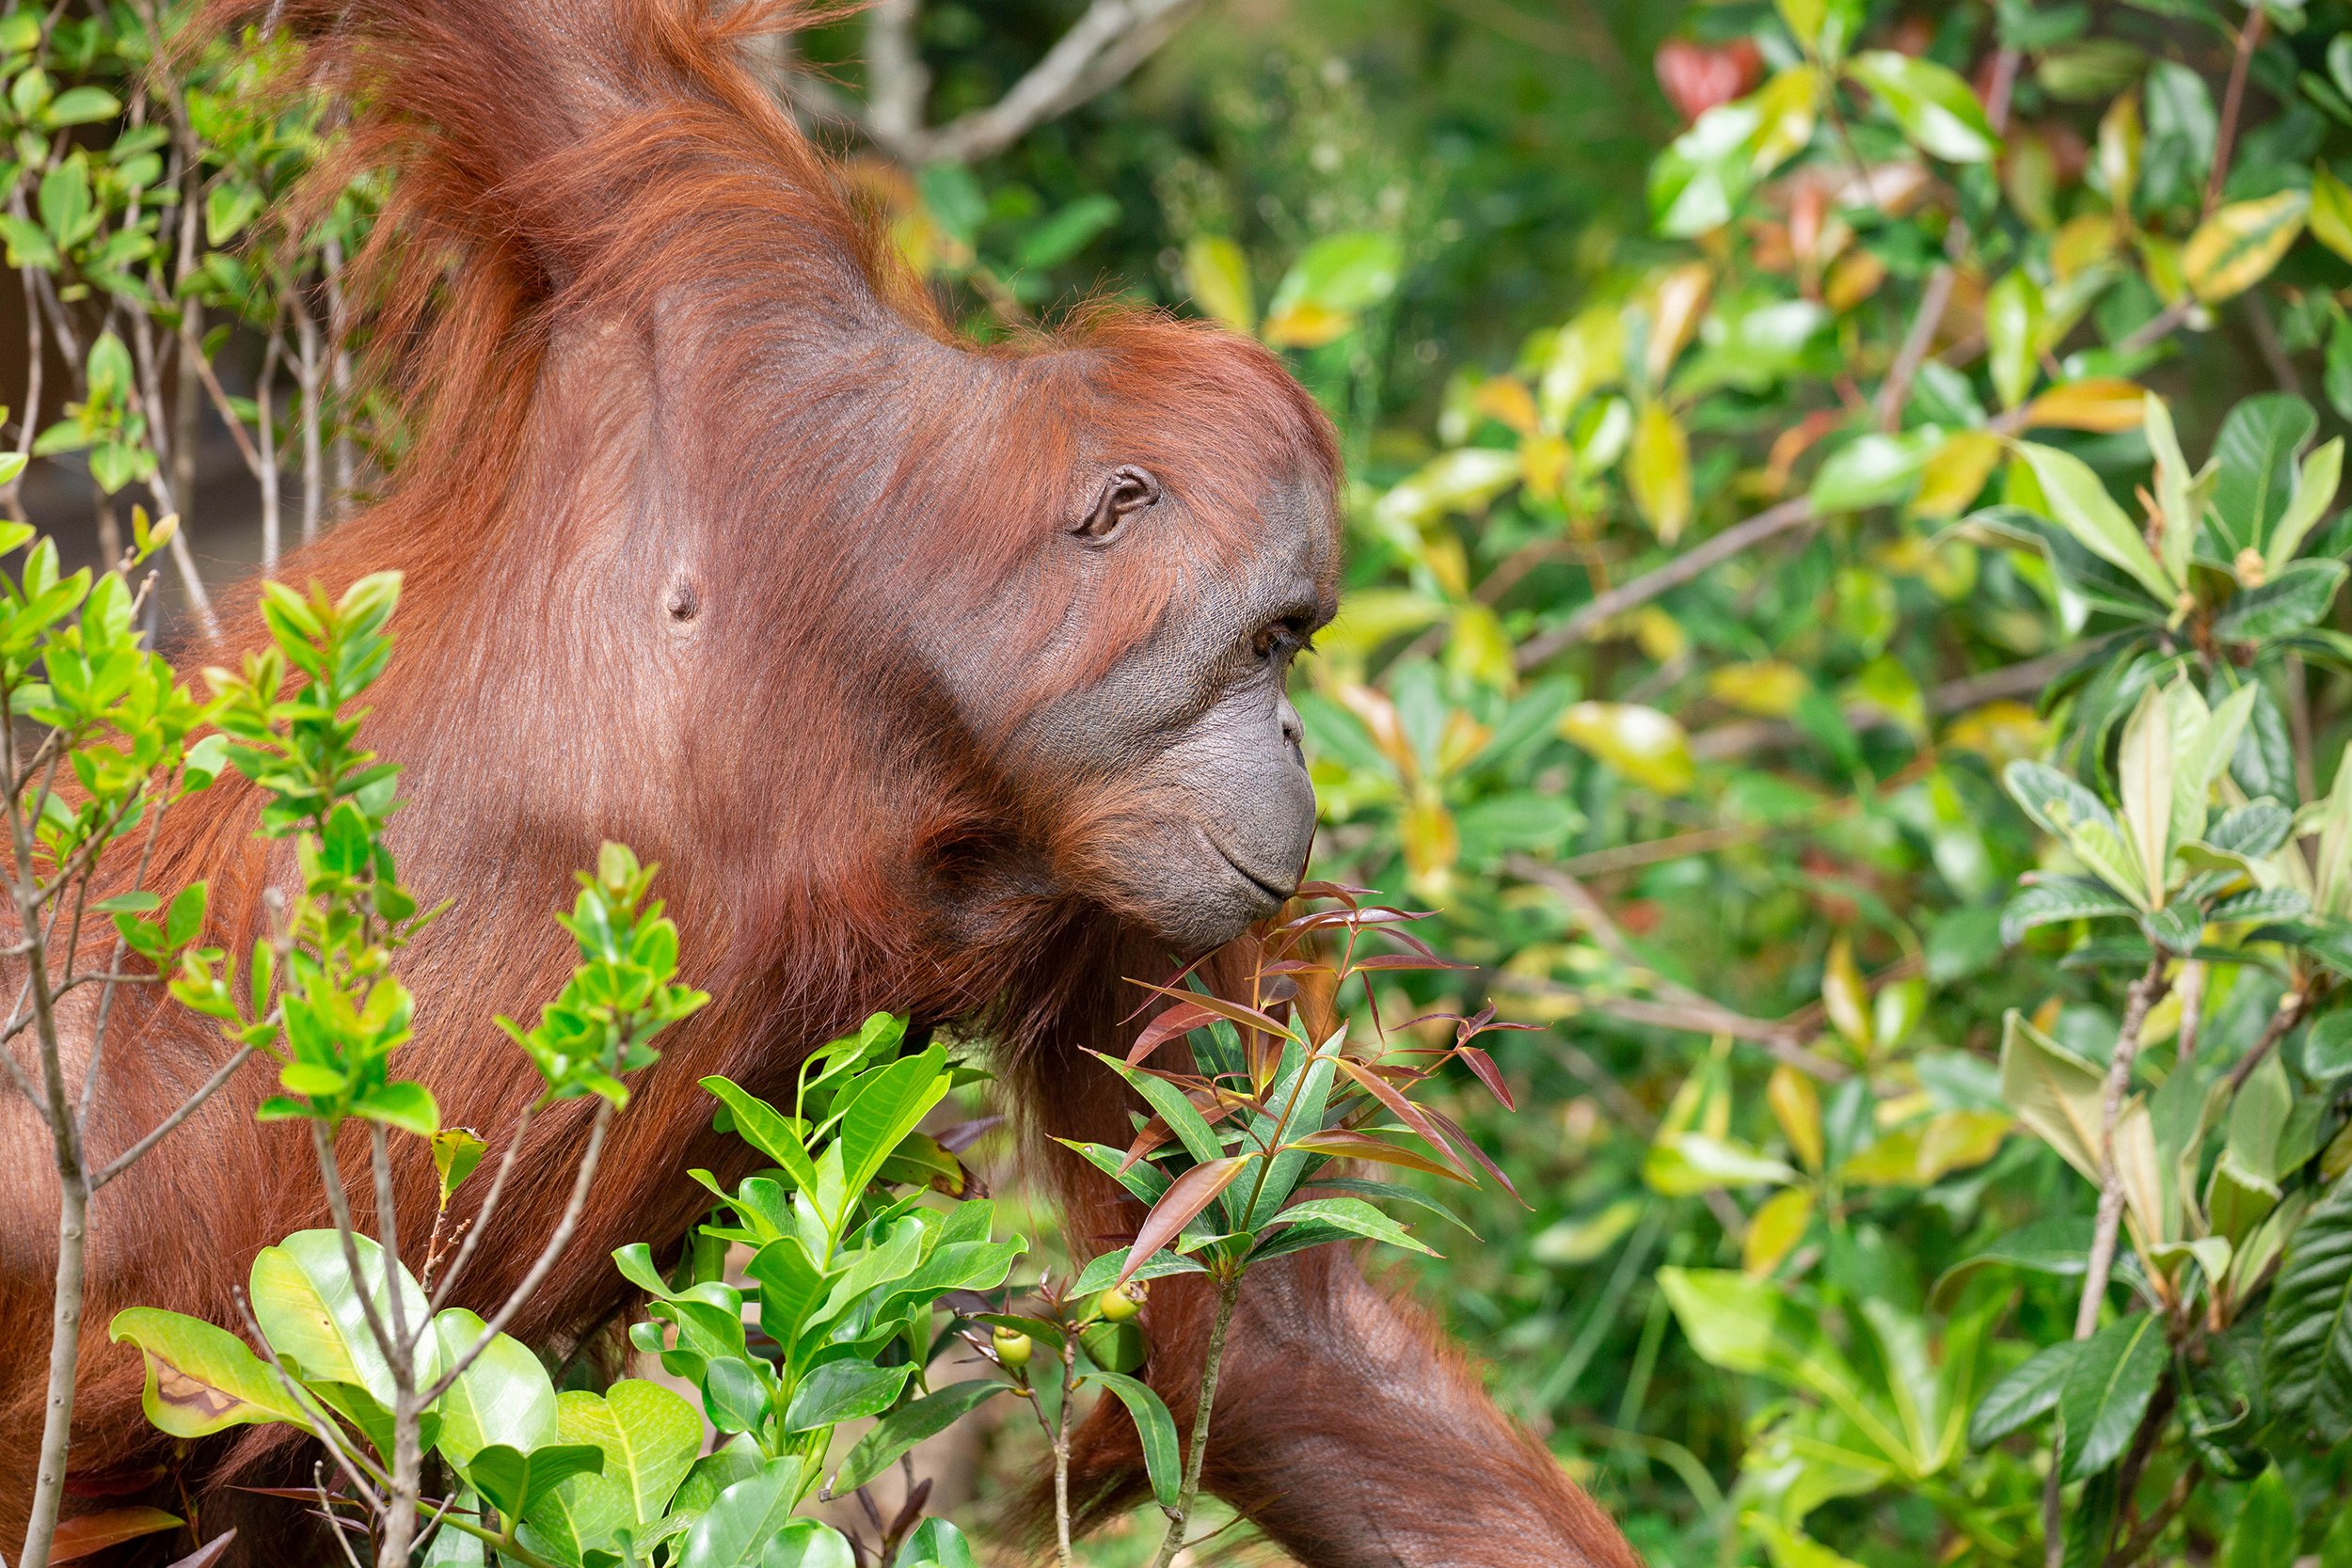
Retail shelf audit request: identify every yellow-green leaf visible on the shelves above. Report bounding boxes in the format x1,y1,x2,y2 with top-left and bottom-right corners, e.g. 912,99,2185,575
1768,1063,1824,1172
2312,164,2352,266
1559,701,1694,794
1182,234,1255,332
2183,190,2309,303
1912,430,2003,519
1628,402,1692,543
1708,659,1809,717
1821,934,1870,1049
1743,1187,1816,1275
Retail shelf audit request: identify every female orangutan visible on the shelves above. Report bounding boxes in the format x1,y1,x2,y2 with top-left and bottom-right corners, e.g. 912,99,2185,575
0,3,1639,1563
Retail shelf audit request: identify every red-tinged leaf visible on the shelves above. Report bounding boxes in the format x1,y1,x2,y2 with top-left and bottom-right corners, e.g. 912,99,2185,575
166,1533,238,1568
1295,879,1375,902
1289,1129,1474,1182
1349,953,1473,973
1454,1045,1516,1110
1329,1056,1472,1181
50,1508,183,1561
1456,1003,1498,1039
1129,1001,1220,1065
1258,958,1332,976
1424,1104,1527,1208
1124,980,1293,1041
1121,1155,1251,1285
231,1488,339,1501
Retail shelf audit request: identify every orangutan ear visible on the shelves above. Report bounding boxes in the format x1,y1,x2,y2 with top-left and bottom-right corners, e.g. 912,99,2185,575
1075,465,1161,540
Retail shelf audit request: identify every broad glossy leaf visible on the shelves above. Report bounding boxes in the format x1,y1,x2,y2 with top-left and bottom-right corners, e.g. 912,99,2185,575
2213,394,2318,555
759,1521,854,1568
2261,1170,2352,1442
2224,1467,2295,1568
1809,426,1943,512
106,1307,308,1438
1969,1340,2077,1448
523,1381,701,1559
678,1457,804,1568
465,1442,603,1524
1182,235,1253,331
2266,436,2344,571
1847,50,2000,162
1070,1246,1208,1296
2010,441,2174,604
2183,190,2309,303
2001,877,2139,943
1931,1217,2095,1309
1657,1268,1907,1462
2058,1312,2166,1480
430,1309,556,1466
835,1044,951,1196
1743,1187,1814,1275
2215,560,2348,642
248,1231,437,1413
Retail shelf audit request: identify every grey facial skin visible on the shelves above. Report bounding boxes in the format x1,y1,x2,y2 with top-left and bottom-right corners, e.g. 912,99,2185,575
1009,474,1337,953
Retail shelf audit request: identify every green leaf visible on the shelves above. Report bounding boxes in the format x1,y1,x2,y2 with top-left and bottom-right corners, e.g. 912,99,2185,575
1998,1010,2111,1186
2266,436,2344,571
781,1359,913,1434
1809,426,1945,512
678,1456,804,1568
829,1381,1009,1497
1094,1054,1230,1168
429,1309,556,1467
1657,1268,1908,1463
2001,878,2140,943
1986,271,2043,409
1085,1370,1182,1510
2215,560,2349,641
1266,231,1402,317
758,1522,854,1568
466,1443,603,1526
2308,1011,2352,1080
1262,1196,1438,1257
354,1079,439,1136
2010,441,2174,604
2002,760,2149,906
1847,51,2001,162
1070,1247,1208,1297
2058,1312,2167,1481
2213,394,2318,555
1969,1340,2079,1448
834,1044,951,1196
1559,701,1695,794
2261,1170,2352,1442
2225,1468,2296,1568
699,1077,818,1194
524,1381,702,1559
1013,194,1119,271
248,1230,437,1414
105,1307,308,1438
43,85,117,125
898,1519,978,1568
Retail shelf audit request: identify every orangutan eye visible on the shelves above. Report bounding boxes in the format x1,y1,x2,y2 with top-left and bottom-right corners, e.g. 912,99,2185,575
1074,465,1161,540
1253,612,1316,660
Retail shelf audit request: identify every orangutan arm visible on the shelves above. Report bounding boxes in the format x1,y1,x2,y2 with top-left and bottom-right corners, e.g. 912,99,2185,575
1064,1246,1642,1568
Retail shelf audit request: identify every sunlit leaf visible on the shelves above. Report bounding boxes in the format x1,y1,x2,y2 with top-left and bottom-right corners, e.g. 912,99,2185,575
1627,402,1692,543
1846,51,2000,163
1558,702,1694,794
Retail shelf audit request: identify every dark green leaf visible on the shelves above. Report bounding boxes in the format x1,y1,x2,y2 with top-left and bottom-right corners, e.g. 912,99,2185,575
2058,1312,2168,1480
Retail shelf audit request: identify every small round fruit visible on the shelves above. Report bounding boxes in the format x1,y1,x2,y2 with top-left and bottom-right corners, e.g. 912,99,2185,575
991,1325,1034,1369
1097,1283,1146,1323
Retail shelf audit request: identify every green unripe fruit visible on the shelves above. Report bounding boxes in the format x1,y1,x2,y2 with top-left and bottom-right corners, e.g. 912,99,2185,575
991,1324,1034,1369
1097,1283,1145,1323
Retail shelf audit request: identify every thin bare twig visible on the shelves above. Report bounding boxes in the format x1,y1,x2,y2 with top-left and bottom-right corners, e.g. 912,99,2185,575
1516,497,1818,670
2044,958,2169,1568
